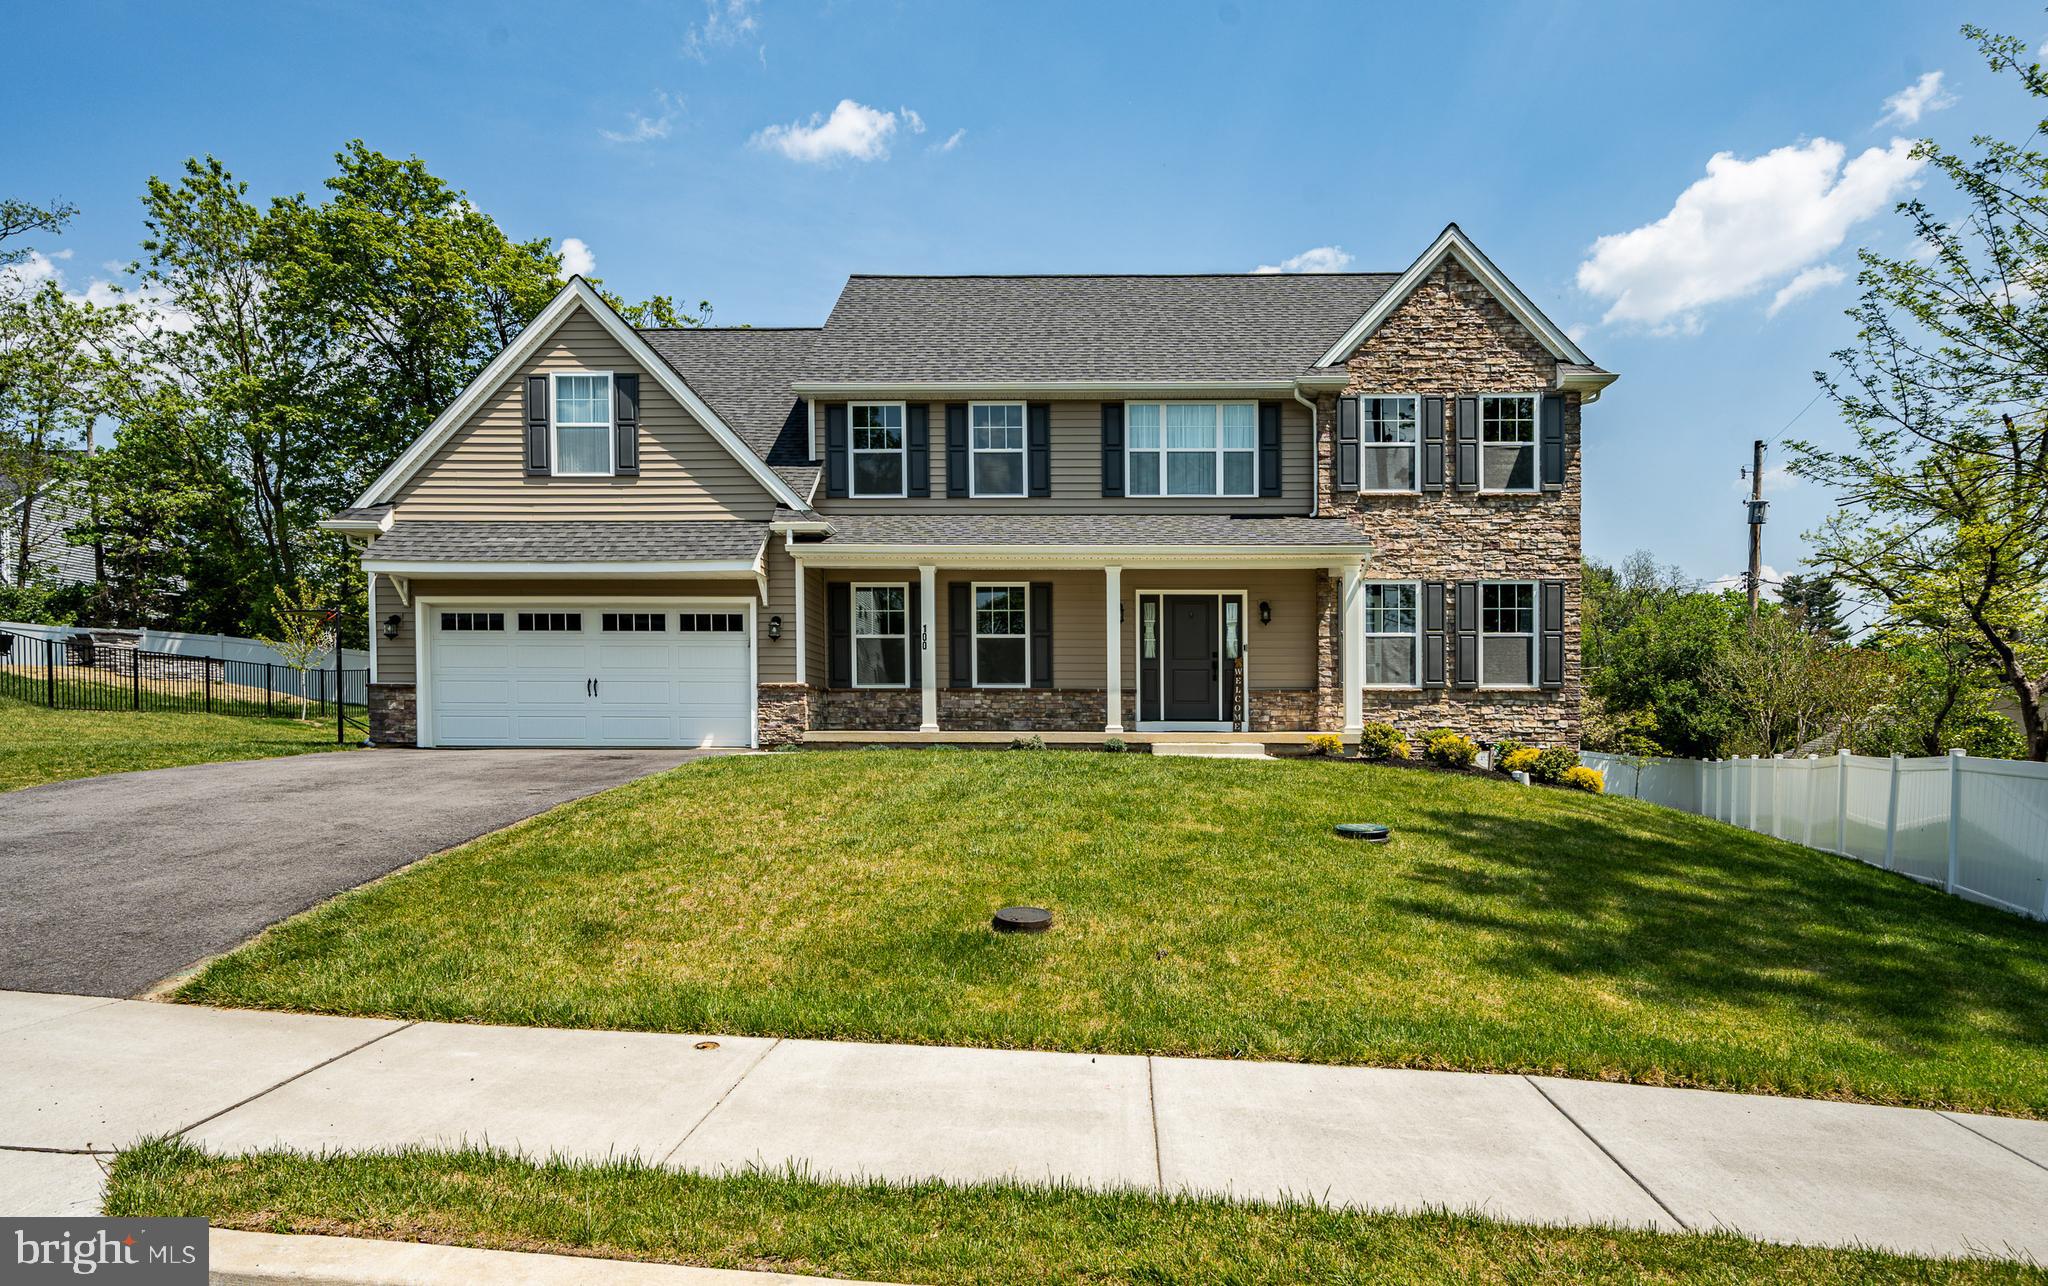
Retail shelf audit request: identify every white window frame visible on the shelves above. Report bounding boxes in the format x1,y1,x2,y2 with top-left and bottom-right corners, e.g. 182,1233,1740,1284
968,402,1028,499
849,401,908,499
550,371,614,477
1478,580,1539,690
1479,393,1540,494
1123,401,1259,498
970,581,1030,688
1356,394,1420,493
851,581,911,689
1360,580,1422,689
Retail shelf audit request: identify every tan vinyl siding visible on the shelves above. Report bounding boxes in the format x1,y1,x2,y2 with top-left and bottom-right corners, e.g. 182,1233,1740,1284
814,397,1313,514
390,309,778,521
812,567,1315,691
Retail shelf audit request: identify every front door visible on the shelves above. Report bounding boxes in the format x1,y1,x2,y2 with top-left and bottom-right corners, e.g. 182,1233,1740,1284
1163,595,1219,722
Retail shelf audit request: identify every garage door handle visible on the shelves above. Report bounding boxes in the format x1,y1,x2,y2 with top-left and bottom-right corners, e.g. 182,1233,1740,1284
587,678,595,698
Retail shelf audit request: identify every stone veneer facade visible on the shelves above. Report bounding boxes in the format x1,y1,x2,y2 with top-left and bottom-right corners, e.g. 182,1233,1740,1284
367,683,417,746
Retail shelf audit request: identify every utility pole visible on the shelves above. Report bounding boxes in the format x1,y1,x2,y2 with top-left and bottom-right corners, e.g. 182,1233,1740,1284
1742,439,1768,622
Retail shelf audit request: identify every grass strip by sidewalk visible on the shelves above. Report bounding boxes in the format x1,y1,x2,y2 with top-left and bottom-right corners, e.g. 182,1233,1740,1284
105,1140,2040,1285
0,695,350,791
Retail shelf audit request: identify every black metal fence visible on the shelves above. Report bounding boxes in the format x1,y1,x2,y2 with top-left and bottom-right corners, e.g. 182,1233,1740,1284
0,627,367,742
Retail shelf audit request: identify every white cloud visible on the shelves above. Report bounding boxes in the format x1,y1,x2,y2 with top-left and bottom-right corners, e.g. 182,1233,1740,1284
1565,321,1592,344
0,249,192,336
1728,464,1798,494
901,107,925,135
934,128,966,153
1576,137,1921,333
1252,245,1355,274
1710,563,1784,595
683,0,759,61
557,237,596,280
753,99,905,163
602,92,678,145
1766,263,1847,317
1879,71,1956,128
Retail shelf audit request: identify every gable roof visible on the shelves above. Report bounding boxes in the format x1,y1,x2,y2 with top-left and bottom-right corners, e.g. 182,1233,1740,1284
803,273,1400,385
351,278,806,512
1315,224,1593,369
637,326,819,497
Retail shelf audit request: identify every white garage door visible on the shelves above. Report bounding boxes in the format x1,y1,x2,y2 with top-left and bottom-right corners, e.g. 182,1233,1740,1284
426,604,752,748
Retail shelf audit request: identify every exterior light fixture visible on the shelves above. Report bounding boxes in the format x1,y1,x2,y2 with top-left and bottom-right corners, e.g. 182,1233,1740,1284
382,614,402,640
1258,601,1272,626
767,614,782,640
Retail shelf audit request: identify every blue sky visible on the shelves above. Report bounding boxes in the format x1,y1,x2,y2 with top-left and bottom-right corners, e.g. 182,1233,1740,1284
5,0,2040,592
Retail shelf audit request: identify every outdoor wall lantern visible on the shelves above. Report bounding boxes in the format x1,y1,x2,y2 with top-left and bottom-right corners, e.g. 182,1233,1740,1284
767,614,782,640
1258,600,1272,626
382,614,402,640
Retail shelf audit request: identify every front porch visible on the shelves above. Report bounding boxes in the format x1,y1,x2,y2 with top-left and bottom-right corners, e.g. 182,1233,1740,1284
801,727,1349,751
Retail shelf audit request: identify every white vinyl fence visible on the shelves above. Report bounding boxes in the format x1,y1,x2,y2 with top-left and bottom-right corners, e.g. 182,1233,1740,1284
1582,749,2048,921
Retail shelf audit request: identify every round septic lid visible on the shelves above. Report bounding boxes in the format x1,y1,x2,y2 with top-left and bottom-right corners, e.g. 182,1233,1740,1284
1334,823,1392,843
992,905,1053,933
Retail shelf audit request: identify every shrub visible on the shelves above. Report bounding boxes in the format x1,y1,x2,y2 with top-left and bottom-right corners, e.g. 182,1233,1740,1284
1491,738,1528,770
1422,730,1479,769
1528,747,1578,785
1501,746,1542,775
1355,722,1411,761
1304,733,1344,757
1563,765,1606,794
1009,734,1047,751
1102,736,1127,753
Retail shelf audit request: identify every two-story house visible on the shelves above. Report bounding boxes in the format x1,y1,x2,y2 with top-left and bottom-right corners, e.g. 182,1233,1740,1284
323,225,1614,751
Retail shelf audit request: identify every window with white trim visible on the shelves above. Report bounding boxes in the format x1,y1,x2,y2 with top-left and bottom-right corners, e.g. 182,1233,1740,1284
551,372,613,476
970,403,1026,497
1480,582,1537,687
440,612,504,632
1361,583,1419,686
602,613,666,632
1480,395,1537,492
850,403,906,497
517,612,582,632
1125,402,1257,497
972,583,1028,687
853,584,908,687
1358,396,1419,491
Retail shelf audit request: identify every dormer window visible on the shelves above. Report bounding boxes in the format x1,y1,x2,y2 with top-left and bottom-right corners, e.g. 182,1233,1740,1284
551,372,613,476
850,402,906,497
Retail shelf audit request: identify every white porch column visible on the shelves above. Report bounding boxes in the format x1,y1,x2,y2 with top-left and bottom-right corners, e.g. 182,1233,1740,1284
1104,565,1124,733
919,564,939,732
1340,561,1365,736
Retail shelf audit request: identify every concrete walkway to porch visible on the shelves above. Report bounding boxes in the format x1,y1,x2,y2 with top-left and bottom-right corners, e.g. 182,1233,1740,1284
2,990,2044,1264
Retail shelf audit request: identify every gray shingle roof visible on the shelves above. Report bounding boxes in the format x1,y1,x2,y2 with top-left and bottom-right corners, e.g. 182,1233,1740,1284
637,327,820,496
794,512,1370,549
805,274,1400,384
365,521,768,563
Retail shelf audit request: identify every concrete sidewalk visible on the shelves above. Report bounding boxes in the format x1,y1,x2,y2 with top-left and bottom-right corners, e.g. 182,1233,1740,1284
1,991,2043,1264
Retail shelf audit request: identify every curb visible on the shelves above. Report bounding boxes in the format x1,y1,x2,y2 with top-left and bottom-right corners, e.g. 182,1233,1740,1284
208,1229,894,1285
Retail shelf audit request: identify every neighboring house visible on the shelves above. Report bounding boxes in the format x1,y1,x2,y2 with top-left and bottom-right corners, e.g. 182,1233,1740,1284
323,224,1615,750
1,477,95,589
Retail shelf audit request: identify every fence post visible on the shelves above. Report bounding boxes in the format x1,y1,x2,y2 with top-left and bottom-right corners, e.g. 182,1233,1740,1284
45,636,55,708
1745,756,1757,833
1770,754,1784,839
131,646,140,710
205,660,213,713
1946,748,1965,894
1836,749,1850,856
1803,754,1818,848
1883,753,1902,872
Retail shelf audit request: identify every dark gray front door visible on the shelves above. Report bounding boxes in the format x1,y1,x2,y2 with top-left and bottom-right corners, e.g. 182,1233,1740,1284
1163,595,1218,722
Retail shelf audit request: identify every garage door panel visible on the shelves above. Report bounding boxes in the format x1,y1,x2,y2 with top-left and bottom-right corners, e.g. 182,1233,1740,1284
437,676,517,704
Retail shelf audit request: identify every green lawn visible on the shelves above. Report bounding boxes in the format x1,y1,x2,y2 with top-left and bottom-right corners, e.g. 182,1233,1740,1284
105,1142,2038,1285
0,695,351,791
176,750,2048,1116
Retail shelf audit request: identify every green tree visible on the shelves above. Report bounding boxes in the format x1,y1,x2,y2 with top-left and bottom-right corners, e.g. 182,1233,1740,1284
1776,572,1849,641
1581,553,1742,758
1792,24,2048,760
0,197,75,269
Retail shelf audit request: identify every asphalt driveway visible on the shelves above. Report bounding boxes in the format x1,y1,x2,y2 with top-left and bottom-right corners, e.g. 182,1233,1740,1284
0,748,709,996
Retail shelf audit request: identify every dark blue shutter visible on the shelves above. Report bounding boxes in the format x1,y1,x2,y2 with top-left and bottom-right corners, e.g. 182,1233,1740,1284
1454,397,1480,492
1100,404,1124,497
1422,581,1447,688
948,581,971,687
1336,396,1360,491
524,375,550,475
1540,580,1566,688
827,582,851,687
1453,582,1479,688
1421,396,1446,492
945,404,968,498
1030,582,1053,688
907,404,931,498
825,404,849,499
1540,394,1565,490
1258,401,1283,497
612,374,639,476
1028,403,1052,497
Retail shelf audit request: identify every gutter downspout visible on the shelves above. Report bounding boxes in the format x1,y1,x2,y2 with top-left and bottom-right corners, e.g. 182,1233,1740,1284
1293,384,1321,518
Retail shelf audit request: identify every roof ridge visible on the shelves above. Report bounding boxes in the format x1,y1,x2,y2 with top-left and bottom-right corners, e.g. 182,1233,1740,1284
843,272,1400,280
639,325,823,333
